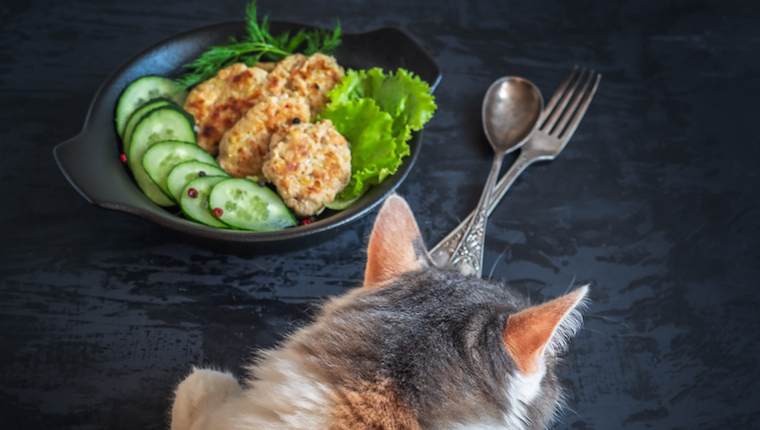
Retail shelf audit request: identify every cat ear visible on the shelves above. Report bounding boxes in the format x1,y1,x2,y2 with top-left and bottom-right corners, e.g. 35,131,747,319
503,286,589,375
364,194,431,289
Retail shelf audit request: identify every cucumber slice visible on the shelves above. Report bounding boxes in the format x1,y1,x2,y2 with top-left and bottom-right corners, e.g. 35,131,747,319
142,141,217,198
115,76,188,138
208,178,297,231
167,161,230,203
180,176,229,228
128,108,196,206
122,98,175,155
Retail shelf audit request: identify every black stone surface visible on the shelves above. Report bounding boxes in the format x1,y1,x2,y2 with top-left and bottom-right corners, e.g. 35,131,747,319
1,0,759,429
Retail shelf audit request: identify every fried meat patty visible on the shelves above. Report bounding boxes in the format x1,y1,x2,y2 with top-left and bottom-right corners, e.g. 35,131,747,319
266,53,345,116
217,95,311,179
262,120,351,217
183,63,269,155
184,54,344,157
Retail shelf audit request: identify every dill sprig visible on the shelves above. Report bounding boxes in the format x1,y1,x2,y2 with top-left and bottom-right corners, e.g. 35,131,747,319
175,1,342,90
304,21,342,55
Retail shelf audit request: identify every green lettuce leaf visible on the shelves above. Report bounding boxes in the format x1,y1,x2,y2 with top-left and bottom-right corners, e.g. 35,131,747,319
320,98,406,200
329,68,436,133
320,67,436,201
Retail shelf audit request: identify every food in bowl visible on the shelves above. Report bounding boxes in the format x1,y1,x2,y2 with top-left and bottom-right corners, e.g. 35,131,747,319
113,2,436,231
217,94,311,178
262,119,352,217
183,62,270,155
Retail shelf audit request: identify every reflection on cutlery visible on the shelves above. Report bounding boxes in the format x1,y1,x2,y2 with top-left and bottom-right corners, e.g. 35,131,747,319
430,66,602,274
447,77,544,276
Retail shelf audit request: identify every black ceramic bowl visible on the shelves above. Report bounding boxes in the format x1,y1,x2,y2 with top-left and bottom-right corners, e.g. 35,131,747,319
54,21,441,253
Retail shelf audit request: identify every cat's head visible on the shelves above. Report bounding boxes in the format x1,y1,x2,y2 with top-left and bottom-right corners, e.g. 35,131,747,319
304,195,587,430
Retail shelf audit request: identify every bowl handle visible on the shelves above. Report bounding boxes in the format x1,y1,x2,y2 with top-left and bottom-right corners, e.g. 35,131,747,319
53,130,138,210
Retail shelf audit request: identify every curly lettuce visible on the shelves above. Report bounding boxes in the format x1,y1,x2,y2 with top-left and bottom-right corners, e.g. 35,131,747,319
319,68,436,202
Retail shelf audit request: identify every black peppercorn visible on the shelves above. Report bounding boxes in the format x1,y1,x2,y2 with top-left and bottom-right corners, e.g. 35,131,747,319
292,117,301,124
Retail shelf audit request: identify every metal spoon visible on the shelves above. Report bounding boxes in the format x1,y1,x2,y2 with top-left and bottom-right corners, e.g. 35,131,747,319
446,77,543,276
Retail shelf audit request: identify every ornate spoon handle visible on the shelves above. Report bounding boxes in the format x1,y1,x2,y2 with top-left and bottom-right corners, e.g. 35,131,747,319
430,152,534,272
446,152,505,276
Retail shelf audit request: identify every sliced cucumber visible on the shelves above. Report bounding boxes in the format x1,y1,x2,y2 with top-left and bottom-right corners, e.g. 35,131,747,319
142,141,217,198
180,176,229,228
167,161,230,203
128,109,196,206
115,76,188,138
208,178,296,231
122,98,175,155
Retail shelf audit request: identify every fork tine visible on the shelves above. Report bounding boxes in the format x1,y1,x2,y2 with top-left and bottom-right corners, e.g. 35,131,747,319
541,68,585,132
552,70,595,137
558,72,601,141
539,65,579,124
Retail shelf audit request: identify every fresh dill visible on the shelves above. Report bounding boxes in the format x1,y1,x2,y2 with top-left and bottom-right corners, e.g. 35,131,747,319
175,1,341,90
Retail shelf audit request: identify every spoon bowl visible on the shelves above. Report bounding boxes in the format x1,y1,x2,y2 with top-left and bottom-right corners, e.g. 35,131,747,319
482,76,544,154
447,76,543,276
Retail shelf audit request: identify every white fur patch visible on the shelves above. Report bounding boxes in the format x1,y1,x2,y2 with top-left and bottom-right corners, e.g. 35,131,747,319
235,348,335,430
449,424,511,430
171,348,336,430
171,368,244,430
446,366,546,430
448,286,589,430
502,362,546,429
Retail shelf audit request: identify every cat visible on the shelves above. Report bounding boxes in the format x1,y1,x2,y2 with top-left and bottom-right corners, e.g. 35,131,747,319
171,194,588,430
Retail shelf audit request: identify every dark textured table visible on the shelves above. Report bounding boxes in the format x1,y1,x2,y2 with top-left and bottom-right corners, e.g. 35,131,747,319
2,0,759,429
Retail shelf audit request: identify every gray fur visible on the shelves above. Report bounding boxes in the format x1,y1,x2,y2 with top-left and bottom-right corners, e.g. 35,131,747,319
290,267,574,430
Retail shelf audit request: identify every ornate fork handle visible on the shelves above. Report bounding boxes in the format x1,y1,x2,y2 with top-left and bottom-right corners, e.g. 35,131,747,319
430,151,534,269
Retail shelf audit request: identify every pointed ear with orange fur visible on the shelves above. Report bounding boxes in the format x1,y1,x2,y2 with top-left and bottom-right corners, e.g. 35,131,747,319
503,286,589,375
364,194,431,290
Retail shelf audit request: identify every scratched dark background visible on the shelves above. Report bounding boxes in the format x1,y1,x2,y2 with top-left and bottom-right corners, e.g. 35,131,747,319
1,0,759,428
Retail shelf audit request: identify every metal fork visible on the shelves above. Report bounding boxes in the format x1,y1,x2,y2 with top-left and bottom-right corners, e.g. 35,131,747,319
429,66,602,273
